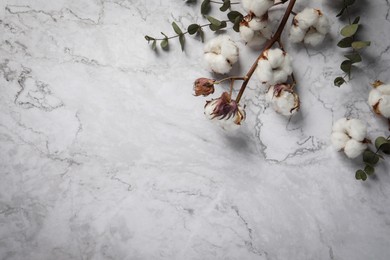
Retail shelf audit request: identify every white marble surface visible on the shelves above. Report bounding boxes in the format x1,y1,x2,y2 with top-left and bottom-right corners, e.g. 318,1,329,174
1,0,390,259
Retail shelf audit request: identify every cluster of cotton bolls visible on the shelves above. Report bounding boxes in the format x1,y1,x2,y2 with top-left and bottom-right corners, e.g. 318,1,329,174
204,35,239,74
289,8,330,46
331,118,368,159
368,81,390,118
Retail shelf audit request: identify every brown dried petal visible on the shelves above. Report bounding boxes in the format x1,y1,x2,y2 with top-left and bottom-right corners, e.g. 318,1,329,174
194,78,215,96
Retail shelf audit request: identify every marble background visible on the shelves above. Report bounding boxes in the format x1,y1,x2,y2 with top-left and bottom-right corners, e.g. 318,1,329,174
1,0,390,259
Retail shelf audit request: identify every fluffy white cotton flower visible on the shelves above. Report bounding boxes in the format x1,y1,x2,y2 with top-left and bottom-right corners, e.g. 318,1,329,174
290,8,330,46
239,13,271,46
266,84,300,116
204,92,246,130
242,0,273,17
331,118,368,159
204,35,239,74
368,81,390,118
255,48,293,85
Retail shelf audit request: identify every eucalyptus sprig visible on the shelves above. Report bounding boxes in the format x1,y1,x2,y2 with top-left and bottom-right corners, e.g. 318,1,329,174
355,135,390,181
334,0,370,87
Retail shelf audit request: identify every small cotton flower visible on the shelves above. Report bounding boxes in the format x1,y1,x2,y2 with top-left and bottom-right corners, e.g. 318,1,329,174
241,0,273,17
204,36,239,74
289,8,330,46
255,48,293,85
331,118,368,159
266,84,300,116
368,81,390,118
239,13,271,46
204,92,246,130
193,78,215,96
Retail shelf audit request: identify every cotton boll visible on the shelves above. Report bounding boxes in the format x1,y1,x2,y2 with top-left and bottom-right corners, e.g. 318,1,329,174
281,54,293,74
377,84,390,95
295,8,319,30
248,16,267,31
346,119,367,142
256,59,273,83
303,29,325,46
204,53,231,74
204,37,223,53
266,85,300,116
378,95,390,118
204,99,218,120
267,48,284,68
315,15,330,35
344,139,367,159
332,117,348,133
289,25,306,43
260,25,272,39
272,69,288,85
368,89,382,107
240,24,255,43
221,39,239,64
242,0,273,17
331,132,350,151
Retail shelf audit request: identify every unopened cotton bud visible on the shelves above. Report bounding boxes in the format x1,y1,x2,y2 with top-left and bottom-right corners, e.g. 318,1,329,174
266,84,300,116
241,0,273,17
344,139,368,159
368,82,390,118
204,92,246,130
204,36,239,74
193,78,215,96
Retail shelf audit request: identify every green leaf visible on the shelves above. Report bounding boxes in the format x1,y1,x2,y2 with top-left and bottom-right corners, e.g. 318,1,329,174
199,28,205,42
201,0,211,15
152,40,157,50
220,0,230,12
172,22,183,35
160,39,168,49
206,15,222,27
340,60,352,75
363,150,380,166
344,53,362,63
364,165,375,176
355,169,366,180
145,35,154,41
179,34,185,51
334,77,346,87
341,24,359,37
352,41,371,50
337,37,353,48
233,16,241,32
375,136,390,154
188,24,200,35
353,16,360,24
336,8,345,17
227,11,243,23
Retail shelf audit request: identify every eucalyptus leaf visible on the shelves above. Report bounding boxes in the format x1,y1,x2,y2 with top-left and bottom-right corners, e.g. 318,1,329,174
201,0,211,15
179,34,185,51
220,0,230,12
228,11,243,23
341,24,359,37
363,150,380,166
206,15,222,27
344,53,362,63
172,22,183,35
337,37,353,48
364,165,375,176
375,136,390,154
188,24,200,35
152,40,157,50
355,169,365,180
340,60,352,75
160,39,168,49
353,16,360,24
199,28,205,42
352,41,371,50
334,77,346,87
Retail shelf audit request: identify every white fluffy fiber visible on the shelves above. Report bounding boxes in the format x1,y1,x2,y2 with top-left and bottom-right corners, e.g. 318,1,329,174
240,15,271,46
368,83,390,118
331,118,368,159
242,0,273,17
204,35,239,74
255,48,293,85
204,100,246,131
266,85,299,116
289,8,330,46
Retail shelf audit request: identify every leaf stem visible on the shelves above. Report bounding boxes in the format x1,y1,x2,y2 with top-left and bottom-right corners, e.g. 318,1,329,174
235,0,297,103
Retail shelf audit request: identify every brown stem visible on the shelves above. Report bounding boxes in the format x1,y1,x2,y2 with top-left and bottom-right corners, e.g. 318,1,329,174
235,0,297,103
215,76,246,84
